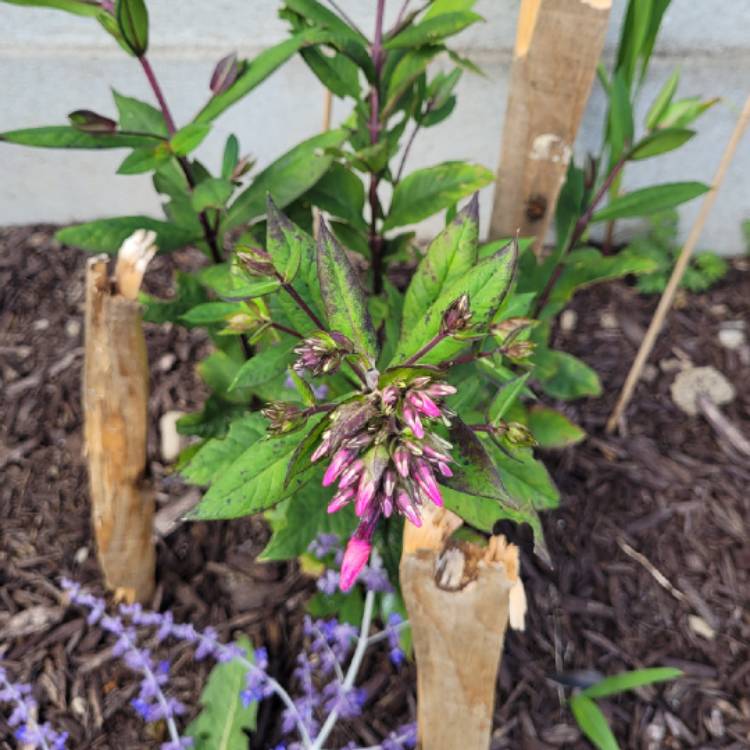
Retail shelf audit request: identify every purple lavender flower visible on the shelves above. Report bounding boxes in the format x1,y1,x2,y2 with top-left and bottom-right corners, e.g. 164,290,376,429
311,374,457,589
0,667,68,750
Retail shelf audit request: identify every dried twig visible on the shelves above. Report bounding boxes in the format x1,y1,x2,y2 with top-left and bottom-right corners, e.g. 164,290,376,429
617,538,686,603
607,94,750,433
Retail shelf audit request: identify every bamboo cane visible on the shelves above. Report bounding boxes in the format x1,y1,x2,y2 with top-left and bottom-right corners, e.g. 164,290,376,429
83,230,158,603
400,505,526,750
606,94,750,433
490,0,611,253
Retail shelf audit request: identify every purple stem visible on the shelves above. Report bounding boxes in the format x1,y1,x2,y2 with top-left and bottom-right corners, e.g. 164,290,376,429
400,330,448,367
138,56,177,136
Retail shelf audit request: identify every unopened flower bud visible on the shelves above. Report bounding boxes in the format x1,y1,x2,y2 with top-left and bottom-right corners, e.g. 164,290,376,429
237,246,276,277
261,401,304,435
501,340,535,360
230,155,255,181
440,293,472,335
491,317,534,341
68,109,117,134
210,52,239,95
293,331,355,377
339,536,372,592
504,421,536,447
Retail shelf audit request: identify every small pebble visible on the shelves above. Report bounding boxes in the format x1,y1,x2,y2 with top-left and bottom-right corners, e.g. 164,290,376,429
718,327,745,350
642,364,658,383
560,309,577,333
157,353,177,372
65,319,81,338
160,410,187,463
599,311,618,329
33,319,50,331
74,546,89,565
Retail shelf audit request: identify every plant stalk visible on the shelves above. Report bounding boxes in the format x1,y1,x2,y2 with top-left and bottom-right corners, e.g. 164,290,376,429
532,155,628,317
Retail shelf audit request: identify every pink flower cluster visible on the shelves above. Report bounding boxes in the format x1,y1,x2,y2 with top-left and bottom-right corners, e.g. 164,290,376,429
311,376,456,590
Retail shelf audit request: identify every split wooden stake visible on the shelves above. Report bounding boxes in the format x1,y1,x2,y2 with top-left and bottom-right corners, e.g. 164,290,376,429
84,230,158,603
606,94,750,433
490,0,611,252
400,505,526,750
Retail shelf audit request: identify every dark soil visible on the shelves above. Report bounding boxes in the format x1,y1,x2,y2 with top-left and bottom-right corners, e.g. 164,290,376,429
1,226,748,749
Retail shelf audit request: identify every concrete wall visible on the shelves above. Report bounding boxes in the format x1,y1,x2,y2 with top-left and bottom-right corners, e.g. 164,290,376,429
1,0,748,253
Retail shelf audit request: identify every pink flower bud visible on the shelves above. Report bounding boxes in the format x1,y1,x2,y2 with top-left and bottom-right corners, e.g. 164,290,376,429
402,405,424,439
422,445,452,464
424,383,456,398
383,469,396,498
323,448,353,487
338,459,364,489
437,461,453,478
355,476,376,517
311,436,331,463
393,447,410,478
382,495,393,517
410,391,442,418
339,537,372,591
327,487,355,514
415,459,444,507
396,490,422,527
210,52,239,95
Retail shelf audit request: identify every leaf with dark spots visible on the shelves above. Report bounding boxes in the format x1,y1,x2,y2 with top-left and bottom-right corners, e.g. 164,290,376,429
316,220,378,363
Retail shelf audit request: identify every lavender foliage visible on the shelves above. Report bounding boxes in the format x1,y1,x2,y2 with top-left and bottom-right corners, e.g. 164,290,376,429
60,578,412,750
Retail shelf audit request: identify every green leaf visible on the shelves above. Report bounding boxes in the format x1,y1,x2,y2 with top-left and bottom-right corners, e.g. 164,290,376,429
198,263,280,300
198,350,253,403
185,636,256,749
230,340,297,391
2,0,109,17
171,122,211,156
180,301,244,326
225,129,347,231
116,143,171,174
608,70,633,161
390,240,517,366
645,68,680,129
182,414,267,487
192,177,234,212
488,372,531,424
112,89,167,136
383,47,437,116
260,483,357,561
221,134,240,179
196,28,331,123
265,199,325,331
187,432,315,520
116,0,148,56
443,417,511,503
492,444,559,510
305,163,366,230
527,406,585,449
56,216,199,254
592,182,710,223
301,47,361,99
384,162,493,230
377,280,404,370
140,271,207,324
569,695,619,750
657,96,719,129
177,395,247,439
630,128,694,160
534,349,601,400
424,0,478,19
0,125,158,150
317,222,378,362
384,11,482,49
401,195,479,329
583,668,683,699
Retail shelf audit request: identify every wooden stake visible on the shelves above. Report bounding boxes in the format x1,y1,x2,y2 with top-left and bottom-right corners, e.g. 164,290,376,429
606,94,750,433
400,505,526,750
84,230,158,603
490,0,611,252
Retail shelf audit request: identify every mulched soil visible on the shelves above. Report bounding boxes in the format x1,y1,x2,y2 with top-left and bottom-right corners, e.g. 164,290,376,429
1,226,748,749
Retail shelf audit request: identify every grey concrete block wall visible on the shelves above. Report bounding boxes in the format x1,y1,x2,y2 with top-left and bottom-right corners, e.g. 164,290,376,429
1,0,748,253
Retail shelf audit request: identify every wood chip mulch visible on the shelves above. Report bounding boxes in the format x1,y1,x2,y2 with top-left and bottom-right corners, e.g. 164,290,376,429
1,226,748,749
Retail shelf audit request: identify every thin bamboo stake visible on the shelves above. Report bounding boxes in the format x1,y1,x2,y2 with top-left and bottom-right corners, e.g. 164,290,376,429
400,505,526,750
84,230,158,603
490,0,611,252
606,94,750,433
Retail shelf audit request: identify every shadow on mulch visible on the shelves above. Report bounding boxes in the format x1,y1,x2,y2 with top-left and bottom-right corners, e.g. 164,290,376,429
1,226,748,749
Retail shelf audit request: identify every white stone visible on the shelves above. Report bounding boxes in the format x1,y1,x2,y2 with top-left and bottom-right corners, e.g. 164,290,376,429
160,410,187,463
671,366,736,416
65,318,81,338
718,327,746,350
560,309,577,333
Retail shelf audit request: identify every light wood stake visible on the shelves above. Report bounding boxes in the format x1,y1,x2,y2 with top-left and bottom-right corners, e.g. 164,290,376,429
84,230,158,603
490,0,611,251
400,505,526,750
